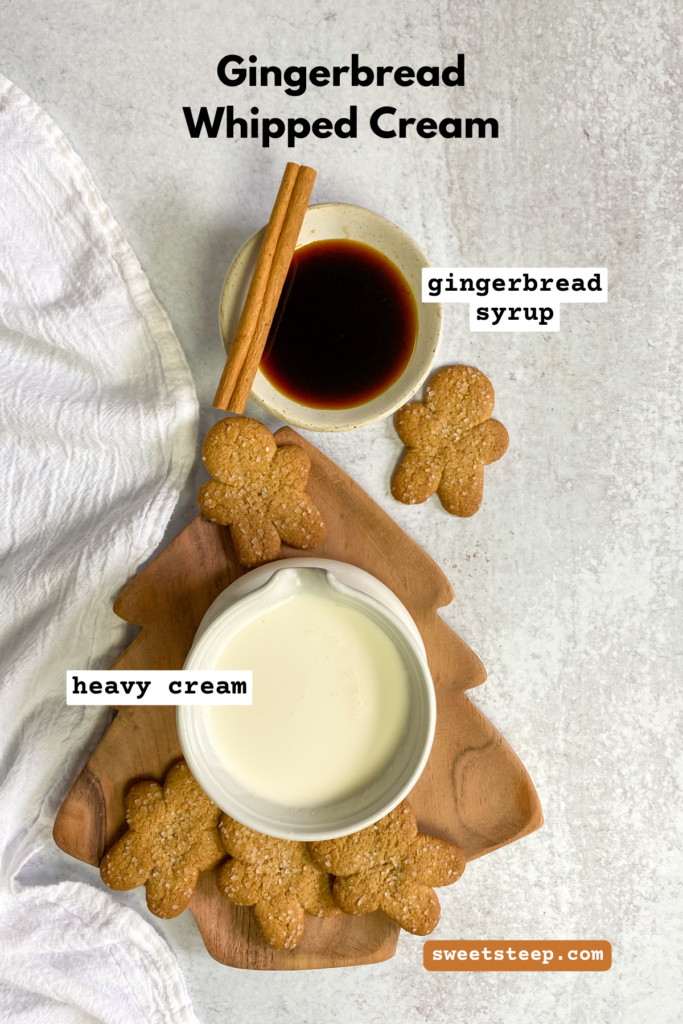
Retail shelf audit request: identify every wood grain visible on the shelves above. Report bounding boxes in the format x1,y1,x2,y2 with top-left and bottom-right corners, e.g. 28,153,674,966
54,426,542,970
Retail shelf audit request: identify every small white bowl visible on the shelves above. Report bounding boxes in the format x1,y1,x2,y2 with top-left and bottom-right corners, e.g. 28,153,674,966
219,203,443,431
177,563,435,841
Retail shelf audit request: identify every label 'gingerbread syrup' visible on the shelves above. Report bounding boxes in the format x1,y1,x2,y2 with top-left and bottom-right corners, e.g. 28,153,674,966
260,239,418,410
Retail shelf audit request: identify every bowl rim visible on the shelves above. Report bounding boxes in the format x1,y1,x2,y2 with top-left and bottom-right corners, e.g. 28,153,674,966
218,202,443,432
189,556,427,656
177,564,436,840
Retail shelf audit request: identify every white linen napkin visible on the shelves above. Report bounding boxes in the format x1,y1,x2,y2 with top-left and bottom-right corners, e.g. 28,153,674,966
0,72,201,1023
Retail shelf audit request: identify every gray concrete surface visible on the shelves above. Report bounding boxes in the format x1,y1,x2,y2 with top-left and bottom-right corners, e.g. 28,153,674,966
5,1,683,1021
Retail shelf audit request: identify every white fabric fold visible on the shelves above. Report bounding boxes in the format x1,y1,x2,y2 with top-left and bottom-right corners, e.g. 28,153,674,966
0,72,200,1022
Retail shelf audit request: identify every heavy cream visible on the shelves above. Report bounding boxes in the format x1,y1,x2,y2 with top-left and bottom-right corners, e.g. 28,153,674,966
207,592,409,807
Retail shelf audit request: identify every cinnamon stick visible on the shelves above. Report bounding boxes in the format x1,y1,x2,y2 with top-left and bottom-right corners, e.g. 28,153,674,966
213,162,300,410
227,164,317,414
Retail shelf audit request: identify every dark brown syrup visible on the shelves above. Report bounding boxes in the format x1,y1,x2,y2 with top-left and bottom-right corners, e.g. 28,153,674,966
260,238,418,409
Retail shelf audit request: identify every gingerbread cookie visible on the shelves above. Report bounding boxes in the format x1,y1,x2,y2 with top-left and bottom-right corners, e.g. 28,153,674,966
100,760,224,919
391,365,508,517
217,815,340,950
197,417,327,568
308,802,465,935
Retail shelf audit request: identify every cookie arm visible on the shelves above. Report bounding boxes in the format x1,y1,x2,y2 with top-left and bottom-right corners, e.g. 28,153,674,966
394,403,440,447
268,445,311,488
480,417,509,465
124,780,166,831
197,481,235,526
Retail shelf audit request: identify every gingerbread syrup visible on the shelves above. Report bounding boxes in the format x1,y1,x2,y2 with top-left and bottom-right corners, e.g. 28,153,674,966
260,239,418,409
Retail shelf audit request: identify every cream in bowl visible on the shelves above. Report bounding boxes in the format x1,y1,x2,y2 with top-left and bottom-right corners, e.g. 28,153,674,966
219,203,443,431
177,564,435,840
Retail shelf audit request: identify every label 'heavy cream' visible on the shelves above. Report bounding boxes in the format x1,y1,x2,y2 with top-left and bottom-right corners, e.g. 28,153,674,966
207,593,410,807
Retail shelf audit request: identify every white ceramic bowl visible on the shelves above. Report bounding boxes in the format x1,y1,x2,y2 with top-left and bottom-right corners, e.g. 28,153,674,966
177,562,435,841
219,203,443,431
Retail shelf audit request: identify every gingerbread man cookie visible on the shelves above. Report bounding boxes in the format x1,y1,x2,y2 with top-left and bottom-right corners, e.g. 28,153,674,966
308,802,465,935
391,365,508,517
100,760,224,919
197,417,327,568
217,815,341,950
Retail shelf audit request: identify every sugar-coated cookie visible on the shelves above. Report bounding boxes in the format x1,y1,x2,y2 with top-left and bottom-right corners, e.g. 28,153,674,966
100,760,224,919
308,802,465,935
391,365,508,516
197,417,327,567
217,815,341,950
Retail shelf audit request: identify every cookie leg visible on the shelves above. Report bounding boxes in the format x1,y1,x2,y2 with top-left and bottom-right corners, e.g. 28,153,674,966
332,876,381,916
391,449,443,506
269,492,327,551
408,835,466,887
217,859,260,907
254,893,306,951
229,514,281,568
100,835,153,892
437,463,484,517
379,881,441,935
299,866,342,920
145,866,198,919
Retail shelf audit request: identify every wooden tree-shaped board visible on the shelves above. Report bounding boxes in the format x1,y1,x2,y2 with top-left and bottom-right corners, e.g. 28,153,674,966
53,427,542,970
